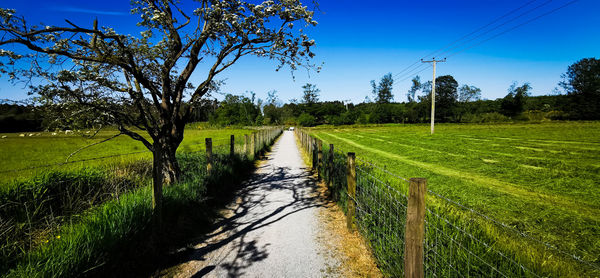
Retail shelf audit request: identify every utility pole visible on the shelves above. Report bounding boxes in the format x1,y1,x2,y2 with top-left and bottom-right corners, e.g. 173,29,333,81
343,99,351,111
421,58,446,135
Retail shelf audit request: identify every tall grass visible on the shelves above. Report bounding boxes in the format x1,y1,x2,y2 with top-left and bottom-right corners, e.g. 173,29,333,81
0,160,151,273
1,128,280,277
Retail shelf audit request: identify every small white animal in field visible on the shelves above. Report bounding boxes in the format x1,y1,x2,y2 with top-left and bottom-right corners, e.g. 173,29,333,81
86,131,91,134
1,135,7,139
19,134,25,137
65,130,73,134
28,133,34,137
52,132,57,136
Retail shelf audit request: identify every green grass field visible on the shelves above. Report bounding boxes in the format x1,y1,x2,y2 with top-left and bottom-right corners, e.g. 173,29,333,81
0,125,279,276
309,122,600,277
0,126,254,182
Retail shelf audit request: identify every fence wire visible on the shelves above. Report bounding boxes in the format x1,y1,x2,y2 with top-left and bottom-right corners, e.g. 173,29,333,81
297,131,600,278
1,129,283,272
0,132,272,175
354,165,409,277
424,207,540,278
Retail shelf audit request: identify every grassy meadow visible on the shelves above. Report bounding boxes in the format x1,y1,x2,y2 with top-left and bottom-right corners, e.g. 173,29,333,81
0,124,269,275
308,121,600,277
0,126,254,182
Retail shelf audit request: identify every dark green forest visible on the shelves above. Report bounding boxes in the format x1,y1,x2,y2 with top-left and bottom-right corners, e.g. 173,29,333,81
0,103,42,132
1,58,598,131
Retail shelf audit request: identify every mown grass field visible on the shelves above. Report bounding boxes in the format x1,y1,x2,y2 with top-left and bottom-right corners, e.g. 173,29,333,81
0,126,254,182
309,121,600,277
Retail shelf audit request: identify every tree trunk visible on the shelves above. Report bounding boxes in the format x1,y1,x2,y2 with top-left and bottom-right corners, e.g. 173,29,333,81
151,138,181,234
153,140,181,187
151,139,181,207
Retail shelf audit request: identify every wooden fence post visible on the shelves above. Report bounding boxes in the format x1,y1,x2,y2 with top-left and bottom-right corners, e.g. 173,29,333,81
305,134,308,154
317,140,323,180
328,144,334,186
306,134,310,153
205,138,213,174
230,135,235,158
258,131,262,152
346,152,356,230
404,178,427,278
310,137,318,171
252,133,257,155
303,132,306,150
260,131,264,151
244,134,249,155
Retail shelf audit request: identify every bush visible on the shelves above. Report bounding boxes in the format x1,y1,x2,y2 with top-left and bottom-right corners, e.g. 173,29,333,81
356,113,370,124
297,113,316,127
546,110,567,120
521,110,546,122
284,117,298,126
461,112,509,123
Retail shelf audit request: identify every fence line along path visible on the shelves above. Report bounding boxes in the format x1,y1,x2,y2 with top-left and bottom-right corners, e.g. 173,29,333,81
165,130,346,277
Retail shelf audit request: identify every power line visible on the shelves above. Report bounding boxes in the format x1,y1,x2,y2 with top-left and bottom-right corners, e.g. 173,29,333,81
423,0,542,61
393,0,543,81
393,0,579,84
436,0,555,58
393,60,421,79
397,64,431,83
446,0,580,58
394,63,430,82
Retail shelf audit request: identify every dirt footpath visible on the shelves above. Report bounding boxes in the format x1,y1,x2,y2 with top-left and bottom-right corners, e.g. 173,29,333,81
159,131,379,277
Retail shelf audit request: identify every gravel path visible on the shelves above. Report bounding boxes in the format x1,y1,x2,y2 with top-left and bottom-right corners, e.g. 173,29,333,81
166,130,342,277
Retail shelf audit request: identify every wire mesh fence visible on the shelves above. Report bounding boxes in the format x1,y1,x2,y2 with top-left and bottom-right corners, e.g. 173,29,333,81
296,129,600,278
424,206,539,278
355,164,409,277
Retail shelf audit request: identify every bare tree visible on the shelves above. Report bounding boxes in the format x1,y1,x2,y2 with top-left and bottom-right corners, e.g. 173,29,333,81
0,0,318,213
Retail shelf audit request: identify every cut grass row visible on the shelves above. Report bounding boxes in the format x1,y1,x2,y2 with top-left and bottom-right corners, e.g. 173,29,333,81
307,122,600,277
329,131,600,207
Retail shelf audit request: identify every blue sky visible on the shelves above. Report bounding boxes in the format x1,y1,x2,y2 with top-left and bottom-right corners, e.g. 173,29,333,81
1,0,599,103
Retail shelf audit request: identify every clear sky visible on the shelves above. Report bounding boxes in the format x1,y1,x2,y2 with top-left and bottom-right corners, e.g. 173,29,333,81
1,0,599,103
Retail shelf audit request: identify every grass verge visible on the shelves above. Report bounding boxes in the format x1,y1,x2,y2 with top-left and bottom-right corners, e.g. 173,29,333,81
2,129,281,277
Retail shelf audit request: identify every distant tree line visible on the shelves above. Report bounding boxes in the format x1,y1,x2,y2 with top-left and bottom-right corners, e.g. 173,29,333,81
1,57,598,131
0,103,42,132
204,57,598,127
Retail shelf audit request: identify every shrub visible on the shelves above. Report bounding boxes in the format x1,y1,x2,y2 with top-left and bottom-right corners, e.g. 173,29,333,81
298,113,316,127
545,110,567,120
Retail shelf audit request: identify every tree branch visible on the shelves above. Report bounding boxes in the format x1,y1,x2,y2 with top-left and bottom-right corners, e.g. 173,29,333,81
65,132,121,162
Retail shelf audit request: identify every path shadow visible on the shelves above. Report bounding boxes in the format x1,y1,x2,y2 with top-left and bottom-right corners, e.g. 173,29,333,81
161,162,333,277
